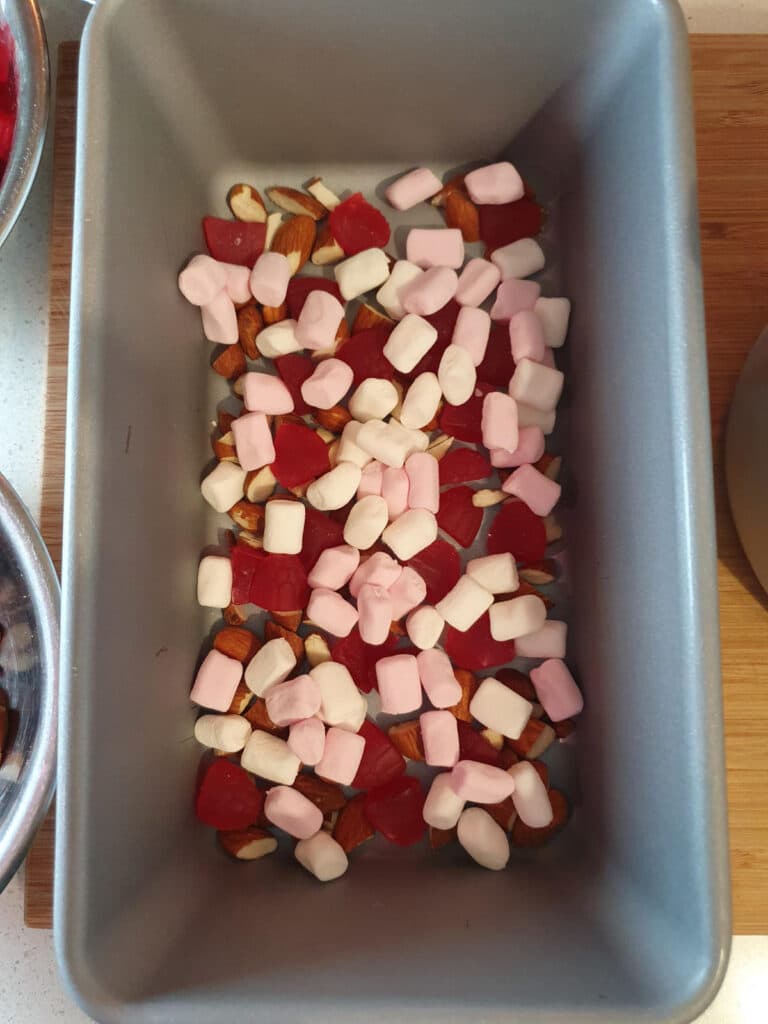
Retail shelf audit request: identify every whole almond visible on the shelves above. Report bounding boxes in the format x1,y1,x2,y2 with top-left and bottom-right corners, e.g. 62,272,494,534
267,186,327,221
227,184,267,223
387,719,425,760
311,223,345,266
444,190,480,242
218,827,277,860
237,304,263,359
271,215,316,275
212,344,246,380
314,404,352,433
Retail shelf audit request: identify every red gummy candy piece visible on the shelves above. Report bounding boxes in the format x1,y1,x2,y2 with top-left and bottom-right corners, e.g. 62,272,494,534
329,193,391,256
285,277,342,320
202,216,266,267
275,353,314,415
456,720,501,767
363,776,426,846
479,196,543,254
352,719,406,789
230,543,262,604
477,322,516,388
272,422,330,488
438,447,492,485
403,300,461,379
248,552,310,612
407,539,461,604
299,508,345,575
337,327,394,386
195,758,264,830
439,383,494,443
0,110,14,164
487,500,547,565
331,628,399,693
437,486,483,548
444,612,517,671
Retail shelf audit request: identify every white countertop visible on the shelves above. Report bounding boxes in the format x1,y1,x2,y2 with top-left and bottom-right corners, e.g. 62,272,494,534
0,1,766,1021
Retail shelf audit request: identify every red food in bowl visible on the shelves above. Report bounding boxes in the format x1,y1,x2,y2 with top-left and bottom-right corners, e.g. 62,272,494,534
0,23,17,179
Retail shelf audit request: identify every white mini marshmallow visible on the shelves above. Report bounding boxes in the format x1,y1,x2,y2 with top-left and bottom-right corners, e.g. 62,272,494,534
382,508,438,560
194,714,251,753
356,419,427,469
306,462,362,511
399,372,442,430
263,499,306,554
334,248,390,301
534,297,570,348
343,495,389,550
295,831,349,882
255,319,302,358
348,378,399,422
200,462,247,514
376,260,424,320
423,771,466,830
491,238,545,280
436,575,494,632
310,660,368,732
508,761,554,828
509,358,564,412
240,730,300,785
470,676,533,740
457,807,510,870
489,594,547,641
336,420,374,469
438,344,477,406
383,314,438,373
466,553,519,595
244,637,297,696
516,402,556,435
406,605,445,650
197,555,233,608
515,619,567,659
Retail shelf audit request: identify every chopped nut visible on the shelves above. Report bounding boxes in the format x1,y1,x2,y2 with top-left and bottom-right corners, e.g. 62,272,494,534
448,668,478,723
305,632,332,668
480,728,505,751
267,186,327,220
472,489,506,508
226,679,255,714
244,465,277,503
544,514,562,543
518,559,558,586
212,430,238,462
237,304,263,359
352,303,394,333
426,433,454,461
311,223,345,266
333,793,375,853
264,212,283,250
261,302,288,326
227,184,267,223
212,344,246,380
228,500,264,533
215,627,262,664
218,827,278,860
264,620,305,662
387,719,425,760
271,215,316,275
306,177,342,210
223,603,248,626
314,405,352,433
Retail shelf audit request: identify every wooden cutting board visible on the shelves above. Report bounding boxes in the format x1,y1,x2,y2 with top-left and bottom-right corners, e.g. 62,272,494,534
24,36,768,932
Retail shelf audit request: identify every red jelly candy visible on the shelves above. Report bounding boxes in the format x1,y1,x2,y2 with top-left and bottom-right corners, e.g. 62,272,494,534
477,322,516,388
202,217,266,267
364,776,426,846
275,353,315,415
403,300,461,379
444,612,517,671
272,422,330,488
300,508,345,575
486,500,547,565
337,326,394,386
439,383,494,443
456,720,501,767
230,543,262,604
248,552,310,611
331,628,399,693
195,759,264,830
285,277,342,320
437,486,483,548
352,719,406,789
438,447,492,485
329,193,391,255
0,110,13,164
407,539,461,604
479,196,543,254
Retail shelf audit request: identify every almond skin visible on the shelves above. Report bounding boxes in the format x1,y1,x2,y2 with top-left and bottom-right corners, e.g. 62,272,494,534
271,215,316,275
267,186,327,221
444,190,480,242
237,304,263,359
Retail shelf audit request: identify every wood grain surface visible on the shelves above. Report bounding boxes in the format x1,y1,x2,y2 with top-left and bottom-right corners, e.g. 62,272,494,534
23,37,768,932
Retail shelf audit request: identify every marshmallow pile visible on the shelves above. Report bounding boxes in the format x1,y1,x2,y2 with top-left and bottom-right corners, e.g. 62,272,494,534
185,163,581,881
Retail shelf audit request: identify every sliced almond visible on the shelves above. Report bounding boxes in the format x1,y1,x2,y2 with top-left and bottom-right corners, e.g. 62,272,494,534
518,559,558,586
430,173,466,208
237,304,263,360
314,404,352,433
444,190,480,242
448,668,478,723
212,430,238,462
267,186,327,221
387,719,425,760
306,177,342,210
218,827,277,860
223,602,248,626
544,514,562,544
212,344,246,380
311,223,345,266
352,303,394,332
227,184,267,223
245,465,276,503
472,488,506,508
271,215,316,274
264,619,304,661
264,212,283,250
237,530,263,550
426,433,454,461
305,632,332,668
215,626,262,664
480,728,505,752
228,500,264,533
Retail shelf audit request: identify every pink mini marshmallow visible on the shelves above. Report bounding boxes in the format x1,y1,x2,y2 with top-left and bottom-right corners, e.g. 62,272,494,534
451,306,491,367
357,460,384,499
450,760,516,803
385,167,443,210
178,254,228,306
502,463,562,516
509,310,547,364
349,551,402,598
464,161,524,205
388,566,427,620
243,372,295,414
306,589,359,638
264,785,324,839
308,544,360,591
265,673,322,726
381,466,410,520
490,278,541,322
405,452,440,513
406,228,464,270
454,258,501,308
416,648,462,708
231,412,275,472
482,392,519,453
315,726,366,786
249,251,291,307
224,264,252,305
287,717,326,766
201,291,238,344
301,358,353,409
401,267,458,316
296,290,345,351
420,710,460,767
357,584,394,645
490,425,545,468
515,620,568,659
530,659,584,721
190,650,242,711
376,654,422,714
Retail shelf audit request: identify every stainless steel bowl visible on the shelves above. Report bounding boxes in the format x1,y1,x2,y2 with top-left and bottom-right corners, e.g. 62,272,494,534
0,473,58,891
0,0,49,249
